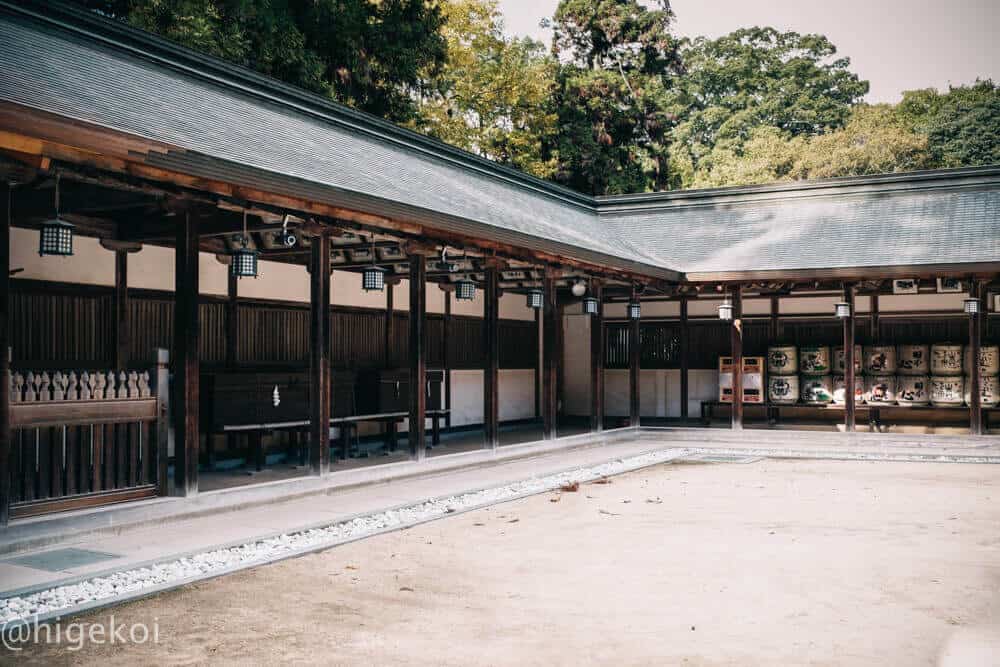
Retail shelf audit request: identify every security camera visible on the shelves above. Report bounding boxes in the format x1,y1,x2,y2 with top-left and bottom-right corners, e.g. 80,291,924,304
276,230,297,248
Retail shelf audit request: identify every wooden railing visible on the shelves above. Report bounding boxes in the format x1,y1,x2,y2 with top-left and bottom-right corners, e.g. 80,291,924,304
6,351,168,519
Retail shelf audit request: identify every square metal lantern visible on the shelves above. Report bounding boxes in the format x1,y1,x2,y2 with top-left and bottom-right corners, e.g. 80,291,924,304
527,289,544,309
455,279,476,301
718,301,733,321
834,301,851,319
38,218,74,256
964,297,981,316
582,296,599,315
362,265,386,292
231,247,259,278
628,301,641,320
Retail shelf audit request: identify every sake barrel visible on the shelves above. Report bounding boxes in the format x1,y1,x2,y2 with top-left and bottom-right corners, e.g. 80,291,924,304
768,375,800,405
964,375,1000,407
767,345,798,377
800,375,834,405
832,375,864,405
863,345,897,375
930,376,965,406
930,344,963,376
799,346,831,376
833,345,863,375
895,375,930,407
865,375,897,406
897,344,930,376
963,344,1000,377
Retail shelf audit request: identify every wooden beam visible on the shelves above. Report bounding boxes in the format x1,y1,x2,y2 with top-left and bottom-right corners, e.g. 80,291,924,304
590,280,605,432
679,296,689,423
409,254,427,459
483,262,500,449
113,249,129,368
843,283,856,433
309,231,331,474
172,211,200,496
969,279,983,436
731,286,743,431
225,270,238,367
0,183,11,527
629,288,641,427
542,269,558,439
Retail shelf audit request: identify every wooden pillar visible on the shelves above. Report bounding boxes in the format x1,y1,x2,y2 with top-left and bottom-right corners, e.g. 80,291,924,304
731,285,743,431
113,249,129,369
444,292,452,429
534,307,541,419
173,211,200,496
679,297,689,423
769,295,780,341
969,280,983,436
409,254,427,459
542,269,558,439
309,231,331,475
225,270,238,368
0,183,11,527
843,283,856,432
629,290,641,427
870,294,880,344
590,280,605,432
483,263,500,449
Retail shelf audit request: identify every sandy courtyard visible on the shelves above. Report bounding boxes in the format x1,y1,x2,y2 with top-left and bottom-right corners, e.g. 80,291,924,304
5,459,999,665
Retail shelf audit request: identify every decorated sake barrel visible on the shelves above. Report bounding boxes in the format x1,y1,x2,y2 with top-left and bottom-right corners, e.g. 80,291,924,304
799,346,831,376
964,375,1000,407
895,375,930,407
930,344,964,376
863,345,897,375
833,345,863,375
865,375,896,406
767,345,798,377
964,345,1000,377
800,375,834,405
897,344,930,376
930,376,965,406
768,375,800,405
832,376,864,405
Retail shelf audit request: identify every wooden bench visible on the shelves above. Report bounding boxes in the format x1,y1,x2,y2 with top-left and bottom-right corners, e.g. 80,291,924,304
221,409,450,470
701,400,998,431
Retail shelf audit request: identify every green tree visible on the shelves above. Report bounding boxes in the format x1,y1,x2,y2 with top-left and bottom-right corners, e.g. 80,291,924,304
669,27,869,189
548,0,683,195
896,80,1000,168
413,0,559,179
76,0,447,123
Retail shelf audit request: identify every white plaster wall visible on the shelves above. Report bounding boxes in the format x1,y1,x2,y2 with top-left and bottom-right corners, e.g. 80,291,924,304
446,369,536,427
12,227,115,286
878,293,965,312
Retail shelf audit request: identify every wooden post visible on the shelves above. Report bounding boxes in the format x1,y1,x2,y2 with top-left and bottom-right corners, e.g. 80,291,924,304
843,283,856,433
731,285,743,431
483,262,500,449
309,231,331,475
113,249,129,369
444,292,452,429
870,294,880,344
590,280,605,432
542,268,558,439
154,348,170,498
0,183,11,527
225,270,238,368
629,290,641,428
534,307,541,419
769,295,780,341
409,254,427,459
173,211,200,496
679,297,689,423
969,279,983,436
384,282,394,368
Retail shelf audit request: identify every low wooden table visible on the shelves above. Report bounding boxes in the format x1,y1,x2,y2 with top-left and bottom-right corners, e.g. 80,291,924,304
221,409,450,470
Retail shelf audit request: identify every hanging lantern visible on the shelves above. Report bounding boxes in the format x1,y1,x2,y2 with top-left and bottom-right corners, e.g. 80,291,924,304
628,301,641,320
571,281,587,297
718,300,733,321
231,244,259,278
38,173,74,257
455,279,476,301
527,288,543,309
582,296,599,315
834,301,851,319
964,297,981,316
362,265,385,292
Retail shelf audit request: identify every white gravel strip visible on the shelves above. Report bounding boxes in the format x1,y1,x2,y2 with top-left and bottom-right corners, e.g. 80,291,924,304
1,448,685,628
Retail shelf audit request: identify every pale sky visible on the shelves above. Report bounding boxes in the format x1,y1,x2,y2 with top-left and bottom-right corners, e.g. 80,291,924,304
496,0,1000,103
